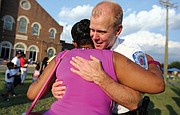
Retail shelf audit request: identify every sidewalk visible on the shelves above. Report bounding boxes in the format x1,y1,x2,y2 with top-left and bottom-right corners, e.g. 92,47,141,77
0,64,36,73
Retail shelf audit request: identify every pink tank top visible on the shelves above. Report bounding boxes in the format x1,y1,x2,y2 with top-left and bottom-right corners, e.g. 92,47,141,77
44,49,117,115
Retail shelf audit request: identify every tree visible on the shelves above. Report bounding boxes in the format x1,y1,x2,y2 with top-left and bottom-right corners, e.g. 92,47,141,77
168,61,180,69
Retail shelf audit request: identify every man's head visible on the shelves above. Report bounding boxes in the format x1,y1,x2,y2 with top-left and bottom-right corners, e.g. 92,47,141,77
16,50,22,58
71,19,94,49
21,52,26,58
90,1,123,49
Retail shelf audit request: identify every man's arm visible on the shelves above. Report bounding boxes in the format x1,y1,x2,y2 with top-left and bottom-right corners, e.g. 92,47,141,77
94,72,142,110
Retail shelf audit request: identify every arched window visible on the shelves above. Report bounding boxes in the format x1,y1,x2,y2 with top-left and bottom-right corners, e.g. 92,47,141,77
50,29,55,38
2,15,14,30
49,28,57,39
15,44,25,54
47,48,55,58
32,24,39,35
0,42,11,60
29,46,37,61
18,17,27,33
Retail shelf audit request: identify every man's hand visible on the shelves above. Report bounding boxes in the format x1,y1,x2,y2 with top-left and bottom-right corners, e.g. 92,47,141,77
70,55,141,110
51,79,66,99
70,55,105,84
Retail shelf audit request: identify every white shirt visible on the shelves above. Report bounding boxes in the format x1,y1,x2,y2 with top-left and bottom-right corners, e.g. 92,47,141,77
11,56,20,74
111,38,148,114
5,69,16,83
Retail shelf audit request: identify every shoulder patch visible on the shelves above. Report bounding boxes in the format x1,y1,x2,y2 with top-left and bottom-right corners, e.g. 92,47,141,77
132,51,148,69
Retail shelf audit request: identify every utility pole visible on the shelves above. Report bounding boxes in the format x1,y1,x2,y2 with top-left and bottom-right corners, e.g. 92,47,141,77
159,0,177,83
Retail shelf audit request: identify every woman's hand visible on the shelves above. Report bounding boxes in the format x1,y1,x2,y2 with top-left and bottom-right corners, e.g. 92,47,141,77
51,79,66,99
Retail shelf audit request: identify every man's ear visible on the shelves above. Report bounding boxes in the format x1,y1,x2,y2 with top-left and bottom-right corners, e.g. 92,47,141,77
72,41,78,48
116,24,123,36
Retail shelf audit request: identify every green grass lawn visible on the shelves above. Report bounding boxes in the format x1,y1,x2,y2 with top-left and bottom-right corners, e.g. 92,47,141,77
145,78,180,115
0,72,180,115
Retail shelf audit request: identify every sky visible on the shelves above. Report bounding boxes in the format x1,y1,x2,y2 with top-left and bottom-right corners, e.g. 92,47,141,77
36,0,180,64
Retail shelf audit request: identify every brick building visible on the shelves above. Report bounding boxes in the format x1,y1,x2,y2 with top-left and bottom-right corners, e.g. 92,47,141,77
0,0,63,63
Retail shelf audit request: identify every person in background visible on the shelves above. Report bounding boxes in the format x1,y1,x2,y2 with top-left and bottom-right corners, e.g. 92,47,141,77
3,58,8,65
40,57,49,75
51,1,164,115
1,62,18,101
20,53,28,85
47,55,56,64
11,51,21,75
32,64,40,82
11,50,22,92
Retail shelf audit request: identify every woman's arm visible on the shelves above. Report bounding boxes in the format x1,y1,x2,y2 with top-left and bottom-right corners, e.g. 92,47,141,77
27,58,56,100
113,52,165,93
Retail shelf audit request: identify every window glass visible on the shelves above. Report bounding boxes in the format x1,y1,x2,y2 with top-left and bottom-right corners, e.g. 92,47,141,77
15,44,25,55
3,16,13,30
50,29,55,38
48,49,54,58
16,44,24,49
20,0,31,10
29,46,37,61
0,43,11,59
21,1,29,8
32,24,39,35
18,18,27,33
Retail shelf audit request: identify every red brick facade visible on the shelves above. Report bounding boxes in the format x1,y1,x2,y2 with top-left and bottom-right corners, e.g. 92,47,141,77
0,0,63,63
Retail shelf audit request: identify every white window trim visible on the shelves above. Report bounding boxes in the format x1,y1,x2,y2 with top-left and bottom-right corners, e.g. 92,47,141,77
14,42,27,55
17,16,30,34
31,22,41,36
20,0,31,10
48,28,57,39
47,47,56,57
2,15,15,30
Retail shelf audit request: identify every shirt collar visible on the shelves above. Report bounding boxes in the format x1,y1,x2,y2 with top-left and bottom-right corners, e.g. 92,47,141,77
111,37,124,51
